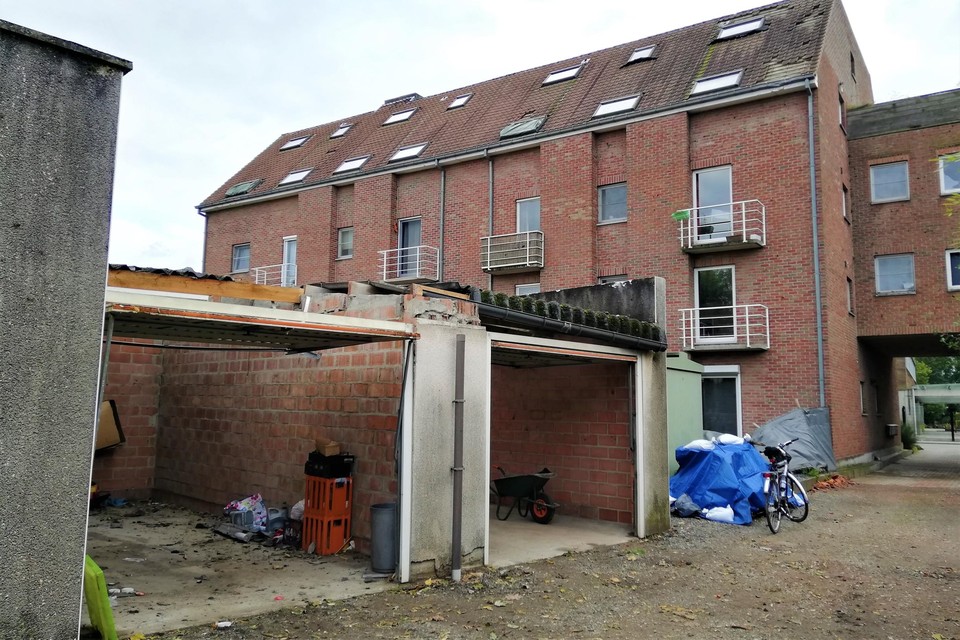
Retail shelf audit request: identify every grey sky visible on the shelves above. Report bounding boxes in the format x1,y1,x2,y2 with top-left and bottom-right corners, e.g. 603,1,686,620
2,0,958,271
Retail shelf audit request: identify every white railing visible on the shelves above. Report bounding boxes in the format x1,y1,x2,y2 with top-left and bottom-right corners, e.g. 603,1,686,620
679,304,770,350
378,245,439,282
251,263,297,287
481,231,544,272
677,199,766,250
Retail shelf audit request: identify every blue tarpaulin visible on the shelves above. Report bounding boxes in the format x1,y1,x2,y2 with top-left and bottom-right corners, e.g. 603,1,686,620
669,442,769,525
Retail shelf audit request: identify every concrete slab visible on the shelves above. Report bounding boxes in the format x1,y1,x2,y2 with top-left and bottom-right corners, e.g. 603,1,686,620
859,440,960,491
488,507,633,567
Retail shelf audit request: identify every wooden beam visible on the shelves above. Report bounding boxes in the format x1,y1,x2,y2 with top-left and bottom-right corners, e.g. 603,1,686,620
417,284,470,300
107,269,304,304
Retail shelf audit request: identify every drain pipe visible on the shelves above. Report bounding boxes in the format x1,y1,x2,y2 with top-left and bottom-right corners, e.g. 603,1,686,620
451,334,466,582
487,151,494,290
438,162,446,281
806,79,826,407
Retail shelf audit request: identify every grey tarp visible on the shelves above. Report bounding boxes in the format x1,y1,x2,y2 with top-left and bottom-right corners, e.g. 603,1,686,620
751,408,837,471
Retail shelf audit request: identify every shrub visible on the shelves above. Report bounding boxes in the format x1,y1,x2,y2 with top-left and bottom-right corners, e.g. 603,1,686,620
571,307,584,324
548,301,561,320
521,296,534,313
901,423,917,450
480,289,493,304
493,292,509,307
560,304,572,321
534,300,547,317
508,296,522,311
607,315,622,333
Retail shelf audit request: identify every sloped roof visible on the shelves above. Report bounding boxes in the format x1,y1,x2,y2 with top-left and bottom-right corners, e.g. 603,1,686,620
200,0,832,211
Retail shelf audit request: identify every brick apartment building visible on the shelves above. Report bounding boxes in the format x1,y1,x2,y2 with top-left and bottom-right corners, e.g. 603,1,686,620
192,0,959,468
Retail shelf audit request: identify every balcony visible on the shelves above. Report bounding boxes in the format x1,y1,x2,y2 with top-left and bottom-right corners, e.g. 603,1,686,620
481,231,544,273
677,199,766,253
378,245,439,283
679,304,770,351
251,263,297,287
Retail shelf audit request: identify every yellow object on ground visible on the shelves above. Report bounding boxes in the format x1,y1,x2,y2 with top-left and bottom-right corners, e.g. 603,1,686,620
83,554,118,640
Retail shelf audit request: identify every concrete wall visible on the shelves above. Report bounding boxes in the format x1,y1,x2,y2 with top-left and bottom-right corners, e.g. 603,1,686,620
0,20,130,639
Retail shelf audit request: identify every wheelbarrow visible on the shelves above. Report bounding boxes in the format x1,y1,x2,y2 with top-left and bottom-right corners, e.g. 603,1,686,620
490,466,559,524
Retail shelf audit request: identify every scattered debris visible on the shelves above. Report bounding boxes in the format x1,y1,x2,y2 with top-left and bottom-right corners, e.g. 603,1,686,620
123,557,145,563
215,621,233,629
811,475,854,491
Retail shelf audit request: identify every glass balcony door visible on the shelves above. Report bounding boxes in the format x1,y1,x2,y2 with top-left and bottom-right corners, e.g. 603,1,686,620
398,218,422,277
695,266,736,343
694,166,733,242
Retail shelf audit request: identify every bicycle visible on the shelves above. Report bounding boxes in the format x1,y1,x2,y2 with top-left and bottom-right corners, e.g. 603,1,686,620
755,438,809,533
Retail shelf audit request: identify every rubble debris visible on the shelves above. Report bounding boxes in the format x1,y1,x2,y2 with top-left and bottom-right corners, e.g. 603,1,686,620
811,475,854,491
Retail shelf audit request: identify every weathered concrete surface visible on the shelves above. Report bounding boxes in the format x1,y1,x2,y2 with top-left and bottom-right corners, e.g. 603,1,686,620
0,20,130,640
534,278,661,324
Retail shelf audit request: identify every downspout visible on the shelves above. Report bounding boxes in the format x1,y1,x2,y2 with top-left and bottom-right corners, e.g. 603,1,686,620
438,162,446,281
451,334,465,582
487,151,494,290
806,79,826,407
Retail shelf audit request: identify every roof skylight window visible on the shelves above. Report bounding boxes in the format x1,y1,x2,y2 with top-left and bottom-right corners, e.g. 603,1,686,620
333,155,371,173
278,168,312,185
225,179,262,197
383,108,416,125
717,17,764,39
499,116,546,140
627,45,656,63
593,95,640,118
448,93,472,109
691,70,743,95
542,64,583,85
330,123,352,138
279,135,310,151
389,143,428,162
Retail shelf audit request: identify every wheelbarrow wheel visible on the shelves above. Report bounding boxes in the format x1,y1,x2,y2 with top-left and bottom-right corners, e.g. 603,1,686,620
530,491,555,525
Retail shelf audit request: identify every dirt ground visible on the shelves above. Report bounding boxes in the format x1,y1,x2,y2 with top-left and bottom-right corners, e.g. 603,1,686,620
98,441,960,640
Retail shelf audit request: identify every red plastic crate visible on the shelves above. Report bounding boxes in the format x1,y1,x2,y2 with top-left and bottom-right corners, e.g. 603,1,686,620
304,476,353,518
301,514,352,556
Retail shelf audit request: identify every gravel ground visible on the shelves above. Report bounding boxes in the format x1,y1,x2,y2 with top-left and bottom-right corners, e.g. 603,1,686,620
134,454,959,640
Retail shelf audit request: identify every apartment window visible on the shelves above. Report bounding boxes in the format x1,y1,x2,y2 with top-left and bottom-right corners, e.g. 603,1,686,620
543,64,582,85
334,155,370,173
946,250,960,291
869,161,909,203
279,168,312,185
693,166,733,242
599,275,627,284
517,197,541,233
330,123,352,138
598,183,627,223
875,253,915,294
842,184,850,221
448,94,472,109
500,116,546,139
939,154,960,195
846,277,855,315
717,18,764,40
839,91,846,130
282,236,297,287
860,381,867,415
337,227,354,259
691,70,742,95
515,283,541,295
695,266,735,343
593,95,640,119
383,108,416,125
279,135,310,151
389,143,427,162
231,243,250,273
702,365,742,436
626,45,656,64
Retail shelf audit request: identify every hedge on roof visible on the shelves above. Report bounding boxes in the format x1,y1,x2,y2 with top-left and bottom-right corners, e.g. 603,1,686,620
478,289,663,342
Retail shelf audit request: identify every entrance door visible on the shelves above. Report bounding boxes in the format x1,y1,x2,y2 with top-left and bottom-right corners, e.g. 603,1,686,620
398,218,422,277
282,236,297,287
702,365,741,436
695,266,736,343
694,166,733,242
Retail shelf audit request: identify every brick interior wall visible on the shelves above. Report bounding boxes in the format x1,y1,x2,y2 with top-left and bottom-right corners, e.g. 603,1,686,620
491,362,634,524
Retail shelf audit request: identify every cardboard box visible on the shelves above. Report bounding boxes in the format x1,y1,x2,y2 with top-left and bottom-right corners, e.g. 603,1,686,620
314,436,340,456
95,399,125,450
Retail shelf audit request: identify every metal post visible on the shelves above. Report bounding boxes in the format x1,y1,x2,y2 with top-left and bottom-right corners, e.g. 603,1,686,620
451,334,466,582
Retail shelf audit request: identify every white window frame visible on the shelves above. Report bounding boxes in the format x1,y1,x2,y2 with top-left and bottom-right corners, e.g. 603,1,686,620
279,135,310,151
389,143,428,162
231,243,250,273
543,64,583,85
946,249,960,291
691,70,742,95
627,45,656,63
717,18,764,40
279,168,312,185
282,236,297,287
846,276,855,315
842,184,850,221
592,95,640,119
330,123,352,139
334,155,371,173
939,154,960,195
383,108,416,125
694,265,736,344
598,183,627,224
337,227,354,260
869,161,910,203
702,364,742,437
875,253,915,294
448,94,472,109
692,165,733,243
516,197,541,233
515,283,541,296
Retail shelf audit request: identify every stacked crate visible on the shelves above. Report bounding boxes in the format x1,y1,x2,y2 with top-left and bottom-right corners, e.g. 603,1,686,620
302,476,352,555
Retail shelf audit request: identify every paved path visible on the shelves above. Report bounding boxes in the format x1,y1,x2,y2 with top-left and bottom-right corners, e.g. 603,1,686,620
859,431,960,489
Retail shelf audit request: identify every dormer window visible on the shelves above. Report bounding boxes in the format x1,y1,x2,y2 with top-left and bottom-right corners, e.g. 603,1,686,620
717,17,764,40
279,168,312,185
334,155,371,173
542,64,583,85
626,45,656,64
389,143,428,162
330,123,352,139
279,135,310,151
448,93,472,109
499,116,546,140
592,95,640,118
383,108,416,125
225,179,262,197
691,70,743,95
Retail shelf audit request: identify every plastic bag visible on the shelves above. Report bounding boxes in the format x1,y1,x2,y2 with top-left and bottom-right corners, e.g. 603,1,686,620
671,493,701,517
224,493,267,532
289,499,305,521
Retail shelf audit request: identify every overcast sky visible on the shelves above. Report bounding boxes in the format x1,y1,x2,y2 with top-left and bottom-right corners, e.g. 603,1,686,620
2,0,958,271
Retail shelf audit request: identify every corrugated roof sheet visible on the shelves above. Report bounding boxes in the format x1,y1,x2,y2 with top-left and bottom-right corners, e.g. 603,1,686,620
109,264,235,282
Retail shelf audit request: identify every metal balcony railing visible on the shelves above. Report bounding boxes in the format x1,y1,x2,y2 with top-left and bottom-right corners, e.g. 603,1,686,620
679,304,770,351
677,199,766,252
481,231,544,273
378,245,439,283
251,263,297,287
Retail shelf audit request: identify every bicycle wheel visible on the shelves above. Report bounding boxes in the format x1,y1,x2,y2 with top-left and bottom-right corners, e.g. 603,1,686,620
783,474,809,523
765,481,782,534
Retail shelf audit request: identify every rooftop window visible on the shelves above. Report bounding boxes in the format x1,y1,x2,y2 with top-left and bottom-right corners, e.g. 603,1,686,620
448,93,472,109
279,135,310,151
389,143,428,162
499,116,546,140
593,95,640,118
278,168,312,185
225,179,262,197
626,45,656,64
543,64,583,85
717,17,764,39
334,155,371,173
330,123,352,138
383,108,416,125
691,70,743,95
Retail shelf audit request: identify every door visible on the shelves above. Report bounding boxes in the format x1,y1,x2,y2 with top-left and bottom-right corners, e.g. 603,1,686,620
694,166,733,242
398,218,422,277
701,366,741,436
282,236,297,286
695,266,736,343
